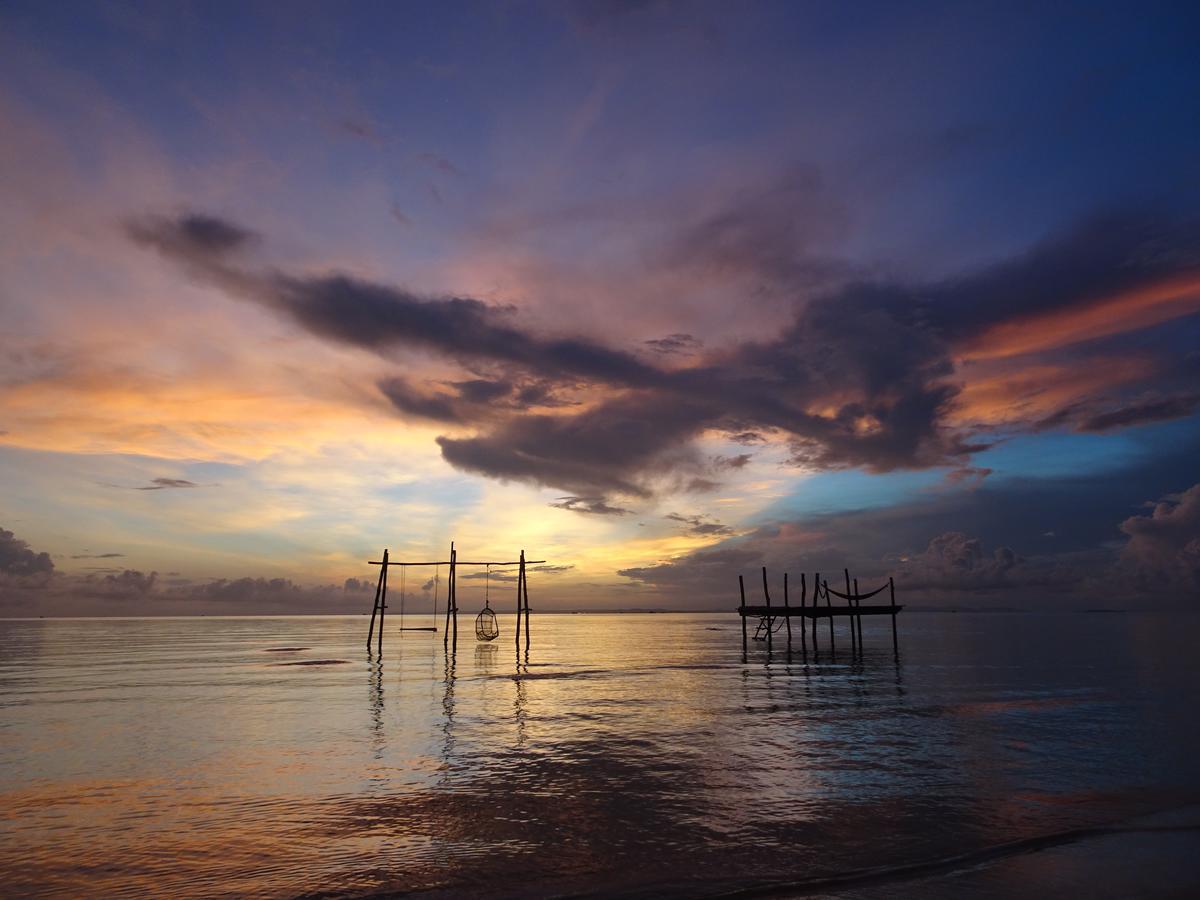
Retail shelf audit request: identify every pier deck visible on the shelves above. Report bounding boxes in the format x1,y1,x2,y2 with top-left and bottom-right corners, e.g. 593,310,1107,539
738,604,902,618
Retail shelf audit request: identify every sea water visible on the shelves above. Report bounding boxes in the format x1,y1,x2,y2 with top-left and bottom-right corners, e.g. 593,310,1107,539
2,611,1199,898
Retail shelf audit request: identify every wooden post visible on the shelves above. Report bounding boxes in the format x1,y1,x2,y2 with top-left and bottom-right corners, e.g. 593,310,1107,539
444,542,454,648
367,548,385,651
783,572,792,654
761,566,772,654
813,572,820,655
825,578,834,654
890,576,898,654
845,568,855,653
377,548,388,657
739,575,747,659
522,552,530,650
515,550,524,652
854,577,863,645
800,572,807,655
451,544,458,652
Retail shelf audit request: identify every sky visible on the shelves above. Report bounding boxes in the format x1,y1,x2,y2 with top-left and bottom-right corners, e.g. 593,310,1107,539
2,0,1199,615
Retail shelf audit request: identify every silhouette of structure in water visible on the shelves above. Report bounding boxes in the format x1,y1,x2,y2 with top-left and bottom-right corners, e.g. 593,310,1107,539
737,567,902,660
365,542,545,655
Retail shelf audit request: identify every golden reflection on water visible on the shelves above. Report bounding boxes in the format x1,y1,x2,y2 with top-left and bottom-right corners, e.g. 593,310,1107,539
1,612,1199,897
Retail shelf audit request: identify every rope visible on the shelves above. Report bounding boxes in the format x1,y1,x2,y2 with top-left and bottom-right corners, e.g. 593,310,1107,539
400,564,406,629
825,581,889,601
484,564,491,609
433,564,440,628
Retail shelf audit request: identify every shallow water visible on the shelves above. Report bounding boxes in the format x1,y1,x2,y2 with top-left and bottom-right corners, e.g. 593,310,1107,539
2,611,1199,898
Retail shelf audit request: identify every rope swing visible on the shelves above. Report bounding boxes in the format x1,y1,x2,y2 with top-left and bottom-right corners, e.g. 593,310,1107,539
475,564,499,642
432,563,439,629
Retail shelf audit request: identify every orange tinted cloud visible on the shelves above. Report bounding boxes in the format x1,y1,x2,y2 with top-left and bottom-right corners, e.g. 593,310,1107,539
953,357,1155,426
961,272,1200,362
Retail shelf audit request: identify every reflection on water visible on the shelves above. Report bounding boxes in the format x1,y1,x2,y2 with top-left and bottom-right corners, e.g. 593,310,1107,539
1,612,1199,897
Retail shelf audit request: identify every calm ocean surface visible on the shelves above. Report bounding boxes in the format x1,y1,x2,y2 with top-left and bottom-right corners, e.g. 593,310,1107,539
2,611,1200,898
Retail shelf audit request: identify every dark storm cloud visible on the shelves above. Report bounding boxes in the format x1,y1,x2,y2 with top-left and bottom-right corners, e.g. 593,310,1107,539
128,208,1200,505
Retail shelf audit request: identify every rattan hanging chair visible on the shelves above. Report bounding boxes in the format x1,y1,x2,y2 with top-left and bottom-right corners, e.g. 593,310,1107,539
475,564,500,641
475,604,499,641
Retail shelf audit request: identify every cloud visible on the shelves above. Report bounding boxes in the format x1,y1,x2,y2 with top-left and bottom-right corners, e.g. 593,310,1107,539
126,212,257,263
390,202,414,226
728,431,765,445
943,466,992,487
131,213,665,388
894,532,1019,591
935,210,1200,355
712,453,751,471
618,546,763,595
0,527,55,580
377,376,469,424
549,495,634,516
665,512,732,536
1119,483,1200,591
460,569,519,583
1077,394,1200,433
530,564,574,574
416,152,460,175
336,117,382,144
644,333,702,356
77,569,159,597
128,208,1200,506
653,164,850,292
70,552,125,559
136,477,200,490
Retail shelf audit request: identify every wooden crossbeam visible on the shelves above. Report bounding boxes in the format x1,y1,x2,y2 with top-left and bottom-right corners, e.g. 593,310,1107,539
739,604,903,618
369,559,546,566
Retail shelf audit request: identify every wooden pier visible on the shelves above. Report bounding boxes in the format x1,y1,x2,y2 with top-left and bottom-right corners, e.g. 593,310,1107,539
738,567,902,659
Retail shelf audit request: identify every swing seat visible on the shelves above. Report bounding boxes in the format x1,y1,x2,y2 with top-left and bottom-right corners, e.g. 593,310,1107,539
475,607,499,641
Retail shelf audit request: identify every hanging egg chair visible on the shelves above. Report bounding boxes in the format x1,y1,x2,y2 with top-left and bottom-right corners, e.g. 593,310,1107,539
475,565,500,642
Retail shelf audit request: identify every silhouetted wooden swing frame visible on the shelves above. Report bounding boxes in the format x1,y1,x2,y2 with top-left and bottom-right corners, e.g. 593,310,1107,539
365,542,544,655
